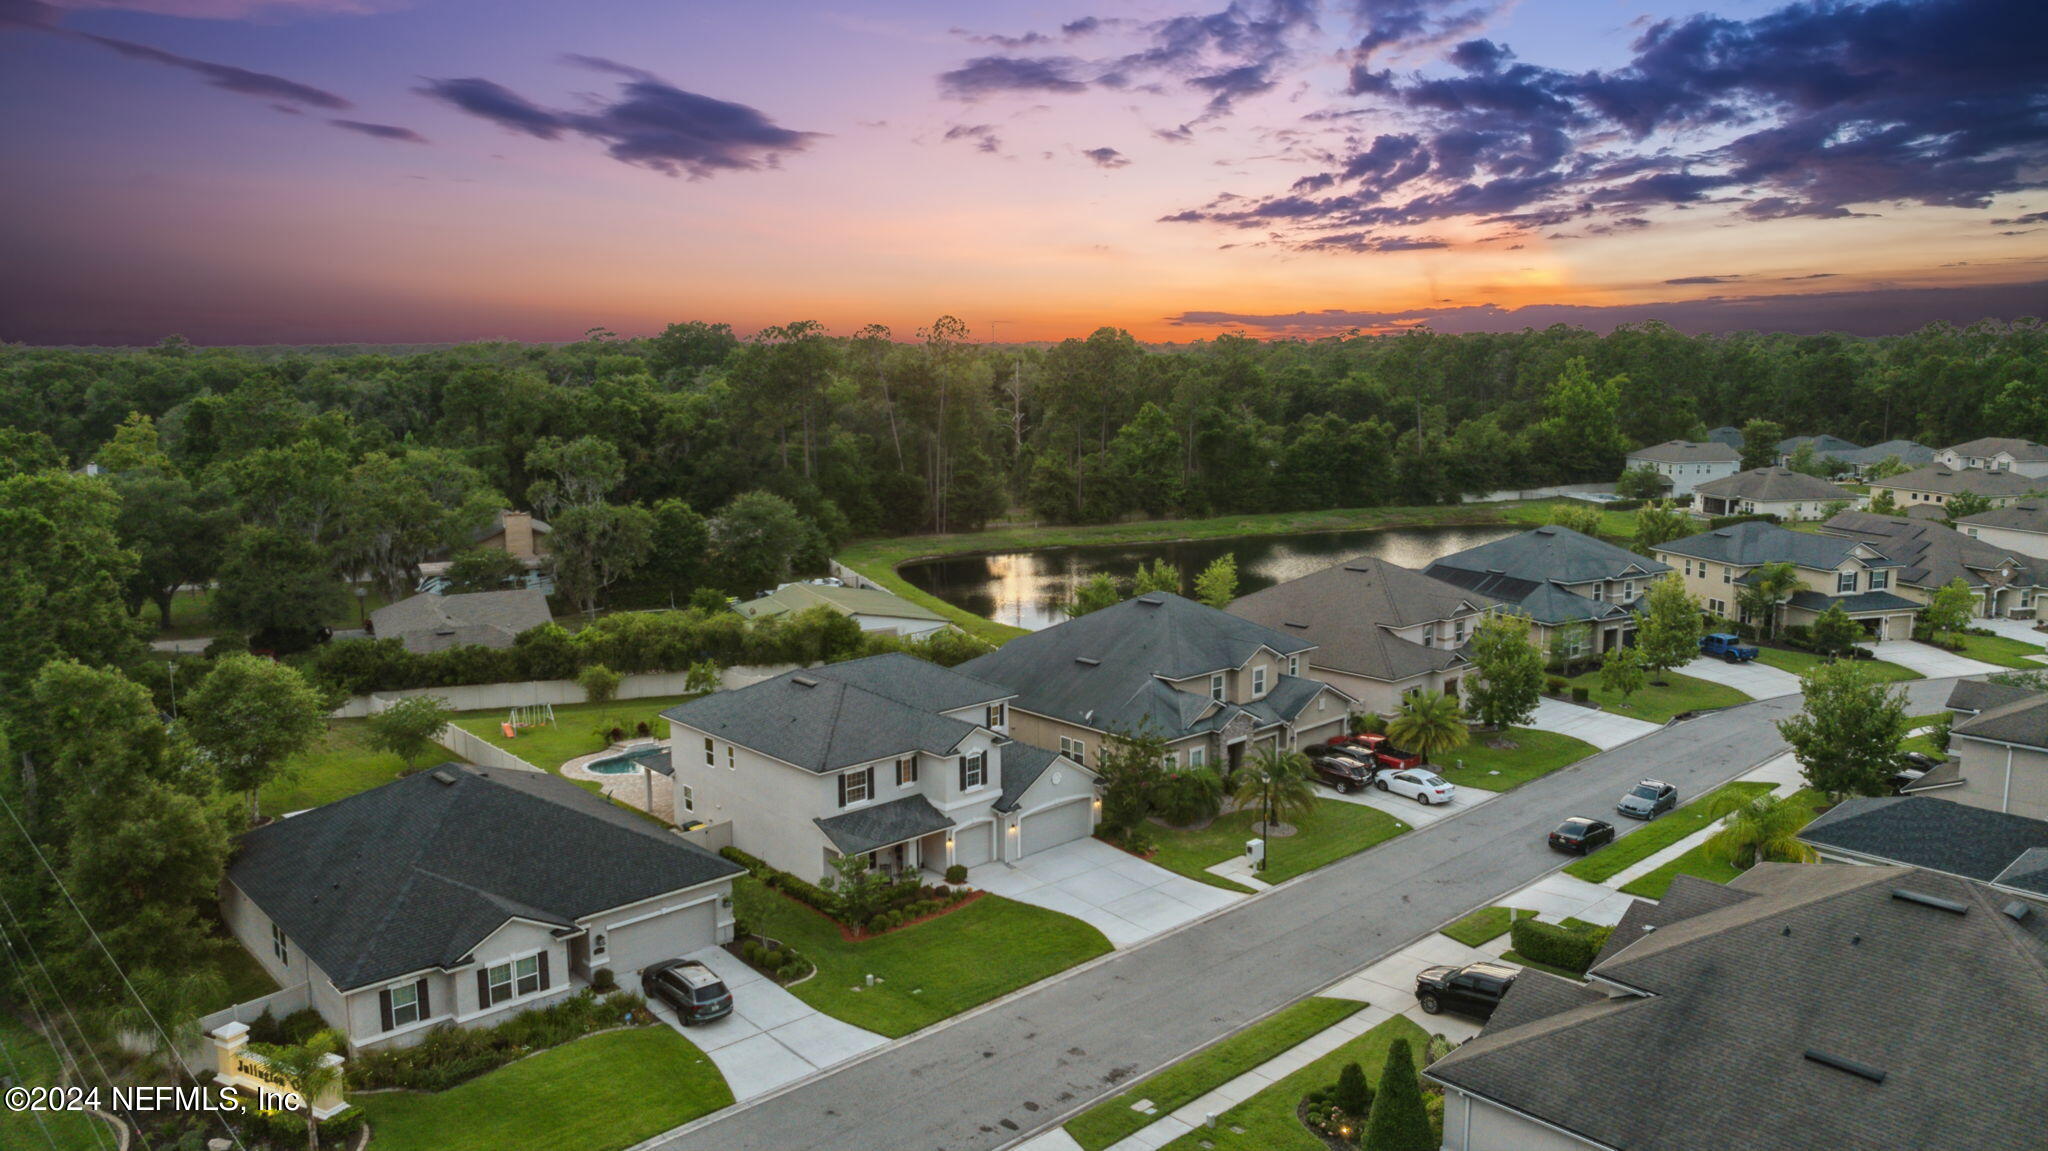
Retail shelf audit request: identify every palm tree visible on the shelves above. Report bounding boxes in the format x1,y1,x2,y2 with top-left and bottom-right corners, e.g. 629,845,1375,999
1737,562,1801,640
100,965,227,1076
251,1030,346,1151
1230,748,1317,868
1386,691,1470,762
1703,792,1818,871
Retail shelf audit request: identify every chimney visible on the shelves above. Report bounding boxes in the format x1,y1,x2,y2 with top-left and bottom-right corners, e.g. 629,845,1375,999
501,510,535,559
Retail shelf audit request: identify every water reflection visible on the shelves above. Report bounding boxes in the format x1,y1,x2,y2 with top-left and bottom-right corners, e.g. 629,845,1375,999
900,524,1519,631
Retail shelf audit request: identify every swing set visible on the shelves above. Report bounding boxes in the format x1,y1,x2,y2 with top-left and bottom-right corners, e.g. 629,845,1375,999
500,703,557,739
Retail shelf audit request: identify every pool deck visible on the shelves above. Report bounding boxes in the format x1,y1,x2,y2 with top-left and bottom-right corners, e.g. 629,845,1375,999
561,740,671,816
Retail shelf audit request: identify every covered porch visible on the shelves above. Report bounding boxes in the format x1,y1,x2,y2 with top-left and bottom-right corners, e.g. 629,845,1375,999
815,794,955,879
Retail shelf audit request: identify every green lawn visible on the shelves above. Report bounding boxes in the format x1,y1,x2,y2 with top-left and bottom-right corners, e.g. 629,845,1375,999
1065,998,1365,1151
1562,781,1777,884
1619,789,1829,899
1939,632,2048,669
1157,1015,1433,1151
1147,798,1408,889
1438,728,1598,791
451,694,702,771
733,878,1111,1037
1563,669,1749,723
1902,711,1953,758
354,1026,730,1151
149,583,395,638
1440,906,1536,948
204,937,281,1010
0,1014,118,1151
261,719,409,817
1752,646,1922,683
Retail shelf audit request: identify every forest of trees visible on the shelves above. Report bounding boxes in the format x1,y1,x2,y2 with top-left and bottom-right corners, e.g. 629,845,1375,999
2,317,2043,640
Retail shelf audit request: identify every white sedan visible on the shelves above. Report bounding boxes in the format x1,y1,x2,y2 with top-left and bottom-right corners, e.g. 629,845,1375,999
1376,768,1456,806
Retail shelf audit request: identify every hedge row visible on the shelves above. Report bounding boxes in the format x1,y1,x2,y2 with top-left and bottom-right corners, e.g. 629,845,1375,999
1510,918,1614,975
721,845,838,916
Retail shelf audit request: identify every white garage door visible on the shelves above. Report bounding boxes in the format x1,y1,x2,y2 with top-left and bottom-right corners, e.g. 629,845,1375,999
605,898,718,978
952,822,995,868
1019,799,1093,857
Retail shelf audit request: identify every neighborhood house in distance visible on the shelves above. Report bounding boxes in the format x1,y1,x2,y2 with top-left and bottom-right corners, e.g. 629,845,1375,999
1653,521,1920,638
1423,526,1669,659
734,579,949,637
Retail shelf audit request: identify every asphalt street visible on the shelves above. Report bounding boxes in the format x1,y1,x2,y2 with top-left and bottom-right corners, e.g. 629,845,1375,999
643,678,1958,1151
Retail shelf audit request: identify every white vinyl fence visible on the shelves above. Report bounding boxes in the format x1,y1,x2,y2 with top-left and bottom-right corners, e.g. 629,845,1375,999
329,664,804,719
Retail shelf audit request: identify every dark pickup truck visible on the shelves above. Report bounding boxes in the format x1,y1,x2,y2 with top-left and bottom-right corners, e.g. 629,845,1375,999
1700,633,1760,662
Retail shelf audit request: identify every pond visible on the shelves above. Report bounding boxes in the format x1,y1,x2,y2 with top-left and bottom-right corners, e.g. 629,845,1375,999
899,523,1520,631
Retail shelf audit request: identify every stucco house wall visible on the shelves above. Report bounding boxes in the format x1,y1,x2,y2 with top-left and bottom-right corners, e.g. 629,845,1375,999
1948,737,2048,823
1438,1091,1603,1151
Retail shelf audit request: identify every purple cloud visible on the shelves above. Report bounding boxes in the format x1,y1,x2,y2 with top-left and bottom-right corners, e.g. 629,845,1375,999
75,32,351,108
1083,146,1129,168
938,55,1088,98
330,119,428,143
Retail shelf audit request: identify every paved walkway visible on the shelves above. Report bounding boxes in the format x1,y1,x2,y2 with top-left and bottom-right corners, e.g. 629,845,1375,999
970,838,1244,949
662,947,889,1101
1678,653,1804,698
1868,638,2003,678
1529,697,1664,749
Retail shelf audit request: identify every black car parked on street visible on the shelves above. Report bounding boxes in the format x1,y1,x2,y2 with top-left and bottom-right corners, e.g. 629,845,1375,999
1415,961,1518,1020
1549,816,1616,854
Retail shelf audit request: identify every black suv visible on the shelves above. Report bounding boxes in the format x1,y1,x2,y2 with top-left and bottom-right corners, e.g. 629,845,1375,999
1304,744,1376,793
1415,961,1517,1020
642,959,733,1025
1549,816,1616,854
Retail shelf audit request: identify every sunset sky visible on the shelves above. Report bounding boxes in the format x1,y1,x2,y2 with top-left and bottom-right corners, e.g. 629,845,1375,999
2,0,2045,345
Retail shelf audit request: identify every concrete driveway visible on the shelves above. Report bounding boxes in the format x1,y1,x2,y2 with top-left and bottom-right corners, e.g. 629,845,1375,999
1530,697,1663,750
1978,617,2048,656
660,947,888,1101
1868,639,2003,678
1679,654,1803,698
968,838,1243,948
1319,777,1493,829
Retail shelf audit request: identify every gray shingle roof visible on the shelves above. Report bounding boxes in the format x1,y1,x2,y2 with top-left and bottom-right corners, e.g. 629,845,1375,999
992,741,1068,813
368,589,553,654
1941,436,2048,463
660,654,1009,773
1226,556,1491,683
227,763,741,990
1784,588,1920,615
1821,510,2042,592
1659,519,1896,571
1992,847,2048,895
1694,466,1855,503
1951,693,2048,751
1427,864,2048,1151
813,794,954,855
1776,433,1862,457
1426,526,1669,588
1706,426,1745,448
1875,464,2040,498
958,592,1313,738
1955,499,2048,536
1627,439,1742,464
734,582,947,624
1799,795,2048,881
1834,439,1935,468
1946,676,2042,716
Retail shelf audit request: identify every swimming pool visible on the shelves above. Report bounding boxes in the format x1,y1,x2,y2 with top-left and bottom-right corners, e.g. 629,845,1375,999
587,754,642,774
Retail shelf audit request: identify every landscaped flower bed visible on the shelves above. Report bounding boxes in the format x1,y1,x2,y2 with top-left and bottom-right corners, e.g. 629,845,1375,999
719,845,977,938
347,988,653,1092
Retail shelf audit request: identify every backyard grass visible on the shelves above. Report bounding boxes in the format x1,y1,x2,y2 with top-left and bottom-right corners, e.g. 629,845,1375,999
1751,646,1922,683
203,936,282,1010
1065,998,1366,1151
0,1013,118,1151
1619,789,1829,899
1902,711,1953,758
1146,798,1408,890
1936,632,2048,669
260,719,408,816
1438,728,1598,791
732,878,1111,1037
1562,781,1776,884
353,1026,730,1151
1440,906,1537,948
451,694,702,771
1156,1015,1433,1151
1563,669,1750,723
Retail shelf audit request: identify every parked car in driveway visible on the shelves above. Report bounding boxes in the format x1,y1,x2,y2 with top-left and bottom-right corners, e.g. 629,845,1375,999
1616,779,1678,820
642,959,733,1025
1377,768,1455,805
1415,961,1518,1020
1889,751,1942,793
1304,744,1377,792
1700,633,1759,662
1548,816,1616,854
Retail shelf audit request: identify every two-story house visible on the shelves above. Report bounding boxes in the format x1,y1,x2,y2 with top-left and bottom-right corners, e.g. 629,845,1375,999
1423,527,1669,660
1690,466,1858,520
1866,463,2038,512
1934,436,2048,478
222,763,743,1051
1653,520,1918,639
958,591,1356,777
1622,440,1741,496
1819,510,2045,618
1225,555,1497,715
1922,678,2048,823
660,653,1096,881
1956,500,2048,561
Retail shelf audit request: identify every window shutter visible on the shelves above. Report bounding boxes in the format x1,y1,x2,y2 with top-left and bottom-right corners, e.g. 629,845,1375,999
417,978,431,1020
538,951,551,991
379,989,394,1033
837,773,848,808
865,768,875,798
958,756,968,791
476,969,490,1008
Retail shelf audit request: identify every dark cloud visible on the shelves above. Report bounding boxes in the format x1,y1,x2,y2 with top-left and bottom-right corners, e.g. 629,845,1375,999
938,55,1088,99
945,123,1003,154
1346,0,1506,86
1666,274,1742,285
75,32,351,109
330,119,428,143
1994,211,2048,226
1155,122,1195,143
0,0,56,27
420,66,819,178
1083,146,1130,168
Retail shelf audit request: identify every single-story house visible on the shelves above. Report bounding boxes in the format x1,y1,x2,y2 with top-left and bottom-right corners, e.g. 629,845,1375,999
1867,464,2039,512
1832,438,1936,476
1934,436,2048,479
1956,500,2048,559
1819,510,2046,618
1690,466,1858,521
222,763,742,1051
1653,520,1919,639
1798,795,2048,897
1622,440,1741,497
661,653,1097,881
1774,433,1862,468
734,581,950,638
367,588,552,654
1425,863,2048,1151
1424,527,1670,659
959,591,1356,777
1226,555,1497,716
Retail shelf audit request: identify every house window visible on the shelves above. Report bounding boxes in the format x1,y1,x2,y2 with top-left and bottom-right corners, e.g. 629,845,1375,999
485,962,514,1006
1837,571,1858,594
1624,581,1636,600
1060,736,1087,767
896,756,918,786
726,744,735,771
985,702,1006,729
1252,667,1267,695
1287,656,1300,677
1453,619,1466,643
1591,584,1606,602
959,751,987,790
1708,598,1726,615
1188,747,1206,768
703,737,715,767
1162,750,1179,770
1209,673,1225,702
839,768,873,807
389,982,422,1028
681,785,695,813
271,923,289,966
514,954,542,996
1422,631,1435,648
1869,570,1889,590
1722,566,1732,584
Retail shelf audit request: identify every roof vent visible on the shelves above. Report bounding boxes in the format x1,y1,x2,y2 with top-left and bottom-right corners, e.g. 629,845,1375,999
1082,709,1095,723
792,675,819,688
1803,1049,1886,1084
430,769,458,786
1075,657,1101,667
1283,621,1309,629
2003,900,2032,922
1891,888,1969,915
1136,594,1166,605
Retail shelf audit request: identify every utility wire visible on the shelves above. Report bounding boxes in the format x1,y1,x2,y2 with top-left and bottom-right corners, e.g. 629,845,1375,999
0,896,122,1151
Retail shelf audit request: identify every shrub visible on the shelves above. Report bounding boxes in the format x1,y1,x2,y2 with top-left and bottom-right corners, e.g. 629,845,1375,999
346,990,647,1092
1335,1060,1374,1117
1545,676,1567,694
577,663,623,704
944,864,968,884
590,966,616,992
742,939,763,965
1351,712,1389,736
1362,1039,1434,1151
1509,918,1613,975
1152,766,1224,826
868,914,890,934
763,949,784,970
720,845,768,873
1570,686,1590,703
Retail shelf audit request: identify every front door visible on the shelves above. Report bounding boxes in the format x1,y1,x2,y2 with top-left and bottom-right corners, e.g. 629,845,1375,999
1227,741,1245,773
